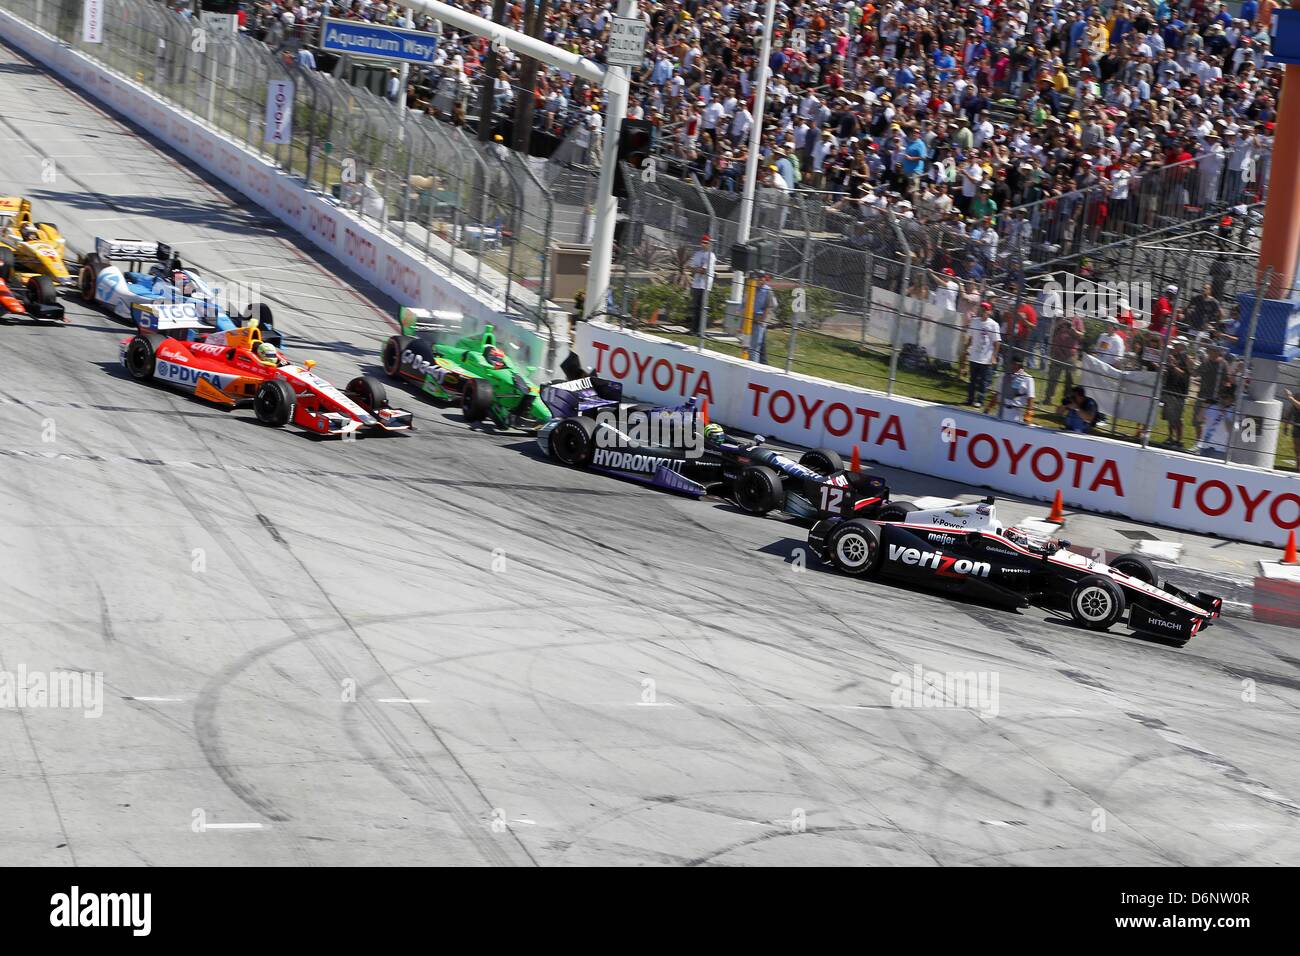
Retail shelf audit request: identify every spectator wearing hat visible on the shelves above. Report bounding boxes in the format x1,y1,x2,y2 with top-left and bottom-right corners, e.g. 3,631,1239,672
1151,285,1178,336
966,302,1002,407
749,272,777,365
687,234,716,333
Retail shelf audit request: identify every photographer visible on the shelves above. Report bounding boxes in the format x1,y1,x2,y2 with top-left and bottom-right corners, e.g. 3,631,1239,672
1059,385,1102,434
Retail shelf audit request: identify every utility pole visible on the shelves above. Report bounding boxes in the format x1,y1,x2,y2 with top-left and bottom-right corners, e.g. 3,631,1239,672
727,0,778,311
512,0,551,154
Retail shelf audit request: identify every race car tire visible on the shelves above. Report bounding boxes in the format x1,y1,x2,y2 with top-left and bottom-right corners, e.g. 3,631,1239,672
0,247,12,281
462,378,495,422
827,519,883,576
381,337,402,377
124,335,155,381
345,375,387,412
799,447,844,475
253,379,296,427
1109,552,1162,588
548,415,596,466
734,464,784,515
877,501,919,522
1069,574,1126,631
79,254,104,302
28,275,57,307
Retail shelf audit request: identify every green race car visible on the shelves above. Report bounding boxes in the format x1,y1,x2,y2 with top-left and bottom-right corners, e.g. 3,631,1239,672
381,312,551,429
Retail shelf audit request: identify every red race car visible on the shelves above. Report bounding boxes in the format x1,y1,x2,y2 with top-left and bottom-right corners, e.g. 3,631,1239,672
120,308,412,436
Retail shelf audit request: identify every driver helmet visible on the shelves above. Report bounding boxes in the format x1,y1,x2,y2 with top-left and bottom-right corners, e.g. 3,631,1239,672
483,345,506,369
19,223,37,241
255,341,279,366
703,422,725,444
172,271,196,297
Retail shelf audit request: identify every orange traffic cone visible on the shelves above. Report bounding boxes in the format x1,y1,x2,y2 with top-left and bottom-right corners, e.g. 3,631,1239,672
699,398,710,426
850,445,861,473
1047,490,1065,523
1283,530,1298,565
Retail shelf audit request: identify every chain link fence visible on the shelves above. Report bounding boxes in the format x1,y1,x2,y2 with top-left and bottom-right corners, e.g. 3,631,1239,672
616,158,1295,471
4,0,568,339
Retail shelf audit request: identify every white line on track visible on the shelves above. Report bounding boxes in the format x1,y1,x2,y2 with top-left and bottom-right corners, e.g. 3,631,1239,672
203,823,267,830
124,696,186,703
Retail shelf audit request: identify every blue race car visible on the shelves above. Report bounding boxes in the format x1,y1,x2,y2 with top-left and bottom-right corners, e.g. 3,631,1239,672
78,237,281,344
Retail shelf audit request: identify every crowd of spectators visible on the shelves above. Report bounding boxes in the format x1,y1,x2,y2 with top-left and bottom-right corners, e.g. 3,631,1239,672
199,0,1290,460
186,0,1277,288
214,1,1280,269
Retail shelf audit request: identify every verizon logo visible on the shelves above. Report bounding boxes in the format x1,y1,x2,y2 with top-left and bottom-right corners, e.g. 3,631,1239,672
887,545,990,578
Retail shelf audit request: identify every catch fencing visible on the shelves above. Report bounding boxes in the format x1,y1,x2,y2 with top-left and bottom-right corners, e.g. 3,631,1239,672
5,0,571,334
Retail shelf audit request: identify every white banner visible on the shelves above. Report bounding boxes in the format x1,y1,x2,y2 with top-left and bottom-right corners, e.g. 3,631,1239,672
81,0,102,44
575,322,1300,546
264,79,294,145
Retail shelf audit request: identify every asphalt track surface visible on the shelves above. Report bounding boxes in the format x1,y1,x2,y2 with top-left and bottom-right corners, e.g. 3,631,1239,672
2,43,1300,867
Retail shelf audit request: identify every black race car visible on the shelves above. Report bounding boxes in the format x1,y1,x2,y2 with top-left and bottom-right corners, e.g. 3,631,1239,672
538,403,894,521
808,499,1222,643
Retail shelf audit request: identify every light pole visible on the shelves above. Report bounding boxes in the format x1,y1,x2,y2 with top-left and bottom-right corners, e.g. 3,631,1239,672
402,1,622,324
727,0,778,311
581,0,636,320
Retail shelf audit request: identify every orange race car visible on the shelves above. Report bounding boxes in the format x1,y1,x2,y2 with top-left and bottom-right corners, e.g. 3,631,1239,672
120,308,412,437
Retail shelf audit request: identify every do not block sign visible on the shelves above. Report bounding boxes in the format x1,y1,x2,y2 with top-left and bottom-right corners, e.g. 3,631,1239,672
607,17,647,68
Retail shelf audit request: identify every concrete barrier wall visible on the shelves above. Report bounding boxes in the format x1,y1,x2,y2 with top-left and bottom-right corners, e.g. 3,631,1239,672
0,11,560,371
576,321,1300,547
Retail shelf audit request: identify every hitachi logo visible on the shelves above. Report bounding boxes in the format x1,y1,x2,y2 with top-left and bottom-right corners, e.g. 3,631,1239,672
1145,616,1184,631
887,545,990,578
591,448,685,473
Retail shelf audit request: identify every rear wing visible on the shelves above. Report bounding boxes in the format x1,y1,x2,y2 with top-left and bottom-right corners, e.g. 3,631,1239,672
539,375,623,418
132,301,212,332
817,470,889,517
399,307,462,336
95,237,172,263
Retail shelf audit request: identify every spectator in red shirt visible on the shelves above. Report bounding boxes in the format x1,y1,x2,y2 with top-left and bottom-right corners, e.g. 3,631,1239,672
1152,285,1177,336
